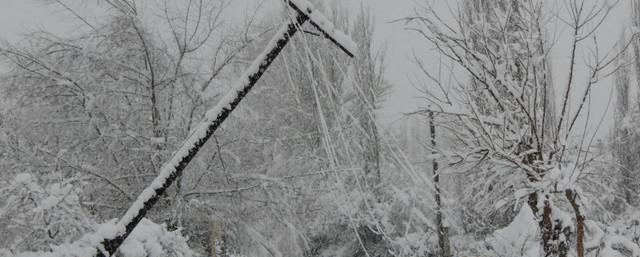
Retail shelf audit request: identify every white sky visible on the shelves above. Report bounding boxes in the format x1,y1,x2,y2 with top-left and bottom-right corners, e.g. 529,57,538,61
0,0,629,140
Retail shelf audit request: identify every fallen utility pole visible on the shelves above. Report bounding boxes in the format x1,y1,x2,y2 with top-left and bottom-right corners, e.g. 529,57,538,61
95,1,355,256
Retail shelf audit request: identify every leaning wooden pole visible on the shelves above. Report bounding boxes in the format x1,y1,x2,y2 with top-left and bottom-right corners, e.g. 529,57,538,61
95,1,355,256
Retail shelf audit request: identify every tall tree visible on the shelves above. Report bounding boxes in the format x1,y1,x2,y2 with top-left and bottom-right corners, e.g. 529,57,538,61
613,33,636,208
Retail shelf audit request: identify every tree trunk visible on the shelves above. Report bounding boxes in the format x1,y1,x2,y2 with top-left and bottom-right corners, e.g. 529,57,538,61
566,189,585,257
539,196,571,257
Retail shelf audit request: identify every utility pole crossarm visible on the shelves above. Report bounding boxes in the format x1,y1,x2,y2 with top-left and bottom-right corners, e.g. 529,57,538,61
286,0,357,58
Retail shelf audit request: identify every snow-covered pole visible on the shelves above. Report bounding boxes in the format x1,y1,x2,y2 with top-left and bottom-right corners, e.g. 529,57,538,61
284,0,357,57
95,2,355,256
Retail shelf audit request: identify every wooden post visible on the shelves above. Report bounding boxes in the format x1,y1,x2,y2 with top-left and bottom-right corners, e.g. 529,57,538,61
209,221,225,257
430,111,452,257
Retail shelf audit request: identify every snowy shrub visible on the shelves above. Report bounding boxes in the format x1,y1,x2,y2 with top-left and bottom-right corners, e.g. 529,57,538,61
0,172,196,257
488,205,541,256
0,172,95,252
116,218,196,257
2,218,196,257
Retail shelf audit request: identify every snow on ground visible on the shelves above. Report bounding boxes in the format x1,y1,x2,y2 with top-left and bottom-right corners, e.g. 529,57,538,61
5,219,194,257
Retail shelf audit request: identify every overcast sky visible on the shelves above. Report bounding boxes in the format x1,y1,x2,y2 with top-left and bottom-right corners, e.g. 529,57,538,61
0,0,629,139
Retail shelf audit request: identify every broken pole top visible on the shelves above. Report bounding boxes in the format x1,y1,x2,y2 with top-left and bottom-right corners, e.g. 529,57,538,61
286,0,357,58
92,2,355,257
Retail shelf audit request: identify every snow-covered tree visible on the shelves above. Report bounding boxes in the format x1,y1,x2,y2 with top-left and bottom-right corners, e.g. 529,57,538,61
0,0,258,254
0,172,94,253
405,0,637,256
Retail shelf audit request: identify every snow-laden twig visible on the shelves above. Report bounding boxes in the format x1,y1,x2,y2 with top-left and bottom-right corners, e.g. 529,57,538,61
182,184,260,199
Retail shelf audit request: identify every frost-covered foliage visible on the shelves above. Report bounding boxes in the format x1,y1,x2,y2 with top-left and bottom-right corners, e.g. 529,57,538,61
0,172,195,257
489,205,539,256
0,172,94,253
2,218,195,257
116,219,196,257
613,29,640,209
